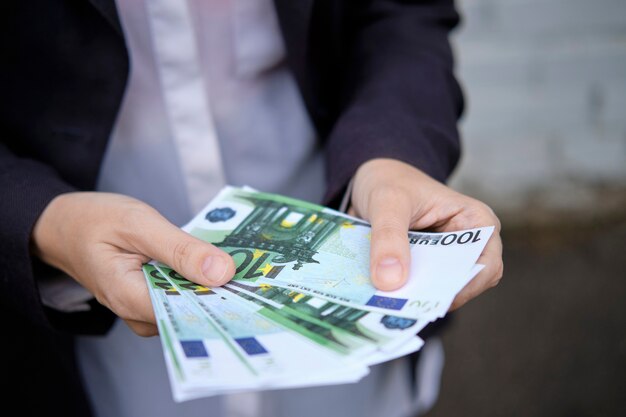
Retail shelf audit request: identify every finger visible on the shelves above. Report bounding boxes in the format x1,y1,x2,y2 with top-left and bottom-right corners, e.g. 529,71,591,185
124,319,159,337
367,189,413,291
449,234,503,311
98,265,158,326
124,209,236,287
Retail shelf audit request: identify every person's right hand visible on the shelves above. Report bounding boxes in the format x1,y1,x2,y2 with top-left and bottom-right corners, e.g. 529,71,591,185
31,192,236,336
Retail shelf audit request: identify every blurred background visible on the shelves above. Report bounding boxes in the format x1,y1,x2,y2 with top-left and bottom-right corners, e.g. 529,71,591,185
425,0,626,416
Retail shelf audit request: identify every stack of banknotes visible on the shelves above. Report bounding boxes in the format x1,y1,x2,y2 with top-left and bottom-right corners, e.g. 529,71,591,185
143,186,493,401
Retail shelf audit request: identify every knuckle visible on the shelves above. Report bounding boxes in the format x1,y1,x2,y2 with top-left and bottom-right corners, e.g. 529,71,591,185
490,276,502,288
107,294,148,325
91,281,121,317
489,264,504,288
452,294,468,310
459,199,501,229
374,222,406,239
118,203,156,241
370,184,408,200
93,293,111,313
371,224,409,253
494,215,502,231
368,186,412,210
171,240,194,272
126,320,155,337
103,293,132,321
134,325,158,338
122,201,149,224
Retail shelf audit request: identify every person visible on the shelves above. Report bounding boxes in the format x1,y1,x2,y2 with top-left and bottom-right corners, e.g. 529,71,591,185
1,1,503,416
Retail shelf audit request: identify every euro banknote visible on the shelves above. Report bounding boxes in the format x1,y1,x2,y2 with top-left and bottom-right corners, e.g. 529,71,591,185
182,186,492,319
145,185,494,401
154,264,369,384
143,264,257,401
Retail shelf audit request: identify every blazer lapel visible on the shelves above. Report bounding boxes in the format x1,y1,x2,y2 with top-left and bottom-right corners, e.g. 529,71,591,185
273,0,315,113
273,0,314,59
88,0,123,35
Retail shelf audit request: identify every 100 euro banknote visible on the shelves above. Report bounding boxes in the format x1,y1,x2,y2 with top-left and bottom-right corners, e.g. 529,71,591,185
182,187,493,319
154,264,369,387
142,264,258,401
224,281,427,353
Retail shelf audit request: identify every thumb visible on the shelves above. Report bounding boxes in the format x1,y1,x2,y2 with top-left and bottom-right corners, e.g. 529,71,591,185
130,212,236,287
367,190,412,291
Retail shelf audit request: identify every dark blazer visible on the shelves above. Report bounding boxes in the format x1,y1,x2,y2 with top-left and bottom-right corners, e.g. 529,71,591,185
0,1,463,415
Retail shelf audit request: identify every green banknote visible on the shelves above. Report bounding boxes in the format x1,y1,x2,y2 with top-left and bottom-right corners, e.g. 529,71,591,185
183,186,493,319
225,281,427,353
154,262,421,368
154,264,369,386
156,263,373,356
142,264,256,401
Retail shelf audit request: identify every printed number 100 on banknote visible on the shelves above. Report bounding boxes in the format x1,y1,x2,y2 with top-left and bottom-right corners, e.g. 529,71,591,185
184,187,493,320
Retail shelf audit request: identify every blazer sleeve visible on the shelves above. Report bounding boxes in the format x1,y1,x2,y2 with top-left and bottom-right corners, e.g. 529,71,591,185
0,145,76,327
324,0,464,203
0,140,120,334
0,2,126,333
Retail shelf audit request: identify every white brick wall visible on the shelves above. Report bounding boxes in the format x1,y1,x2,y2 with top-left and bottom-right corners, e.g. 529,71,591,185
448,0,626,215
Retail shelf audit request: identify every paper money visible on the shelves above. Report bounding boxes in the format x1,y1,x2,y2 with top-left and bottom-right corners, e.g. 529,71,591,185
157,264,375,355
142,264,256,401
182,186,492,319
155,264,369,385
156,261,425,369
144,185,494,401
224,281,428,353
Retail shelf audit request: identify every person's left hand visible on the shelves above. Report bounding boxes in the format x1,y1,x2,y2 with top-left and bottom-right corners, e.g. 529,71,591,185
350,158,503,311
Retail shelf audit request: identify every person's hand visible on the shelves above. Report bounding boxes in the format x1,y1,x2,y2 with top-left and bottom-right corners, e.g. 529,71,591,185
350,158,503,311
31,192,236,336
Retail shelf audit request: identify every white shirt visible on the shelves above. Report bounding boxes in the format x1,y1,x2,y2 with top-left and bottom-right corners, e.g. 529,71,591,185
97,0,325,226
79,1,323,416
74,1,439,416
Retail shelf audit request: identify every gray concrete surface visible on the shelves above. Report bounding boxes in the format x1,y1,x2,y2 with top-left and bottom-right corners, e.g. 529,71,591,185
449,0,626,214
424,212,626,417
414,2,626,415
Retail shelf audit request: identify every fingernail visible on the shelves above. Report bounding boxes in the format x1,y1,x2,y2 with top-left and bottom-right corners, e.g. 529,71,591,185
202,256,227,283
376,257,404,287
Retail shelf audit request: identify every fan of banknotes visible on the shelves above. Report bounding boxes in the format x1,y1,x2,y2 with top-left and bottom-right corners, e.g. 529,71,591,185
143,186,493,402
